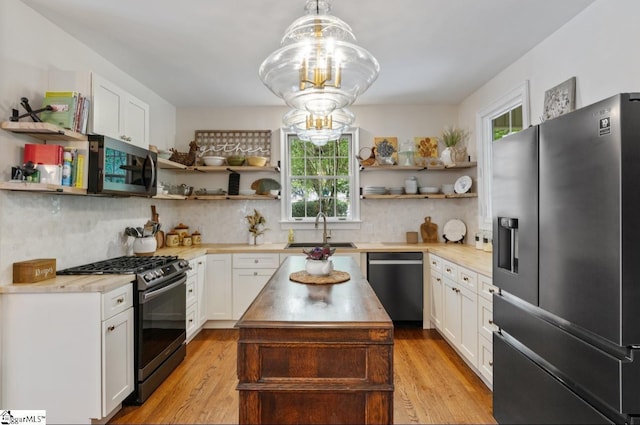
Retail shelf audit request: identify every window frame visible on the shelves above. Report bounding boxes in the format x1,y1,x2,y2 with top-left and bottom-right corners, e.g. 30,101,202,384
476,81,530,231
279,128,361,230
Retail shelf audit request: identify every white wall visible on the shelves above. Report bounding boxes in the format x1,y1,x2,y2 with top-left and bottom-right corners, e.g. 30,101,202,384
0,1,178,284
458,0,640,140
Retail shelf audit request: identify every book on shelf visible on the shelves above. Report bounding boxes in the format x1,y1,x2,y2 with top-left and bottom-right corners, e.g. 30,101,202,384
39,91,90,134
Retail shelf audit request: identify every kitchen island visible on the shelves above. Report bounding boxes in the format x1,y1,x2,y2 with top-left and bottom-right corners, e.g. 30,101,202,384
235,256,394,424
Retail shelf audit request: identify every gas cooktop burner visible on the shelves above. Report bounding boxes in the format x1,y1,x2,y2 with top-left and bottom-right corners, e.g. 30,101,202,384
57,255,179,275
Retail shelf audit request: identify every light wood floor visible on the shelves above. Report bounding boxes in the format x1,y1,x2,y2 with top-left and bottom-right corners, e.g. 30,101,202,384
110,327,496,424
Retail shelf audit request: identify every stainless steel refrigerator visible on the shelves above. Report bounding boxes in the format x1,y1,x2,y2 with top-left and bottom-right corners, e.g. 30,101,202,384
492,93,640,424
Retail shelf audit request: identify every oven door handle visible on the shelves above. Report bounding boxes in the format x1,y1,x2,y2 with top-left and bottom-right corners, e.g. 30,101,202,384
142,274,187,303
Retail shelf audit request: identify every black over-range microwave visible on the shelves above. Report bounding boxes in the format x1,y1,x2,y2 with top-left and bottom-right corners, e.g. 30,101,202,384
87,135,157,197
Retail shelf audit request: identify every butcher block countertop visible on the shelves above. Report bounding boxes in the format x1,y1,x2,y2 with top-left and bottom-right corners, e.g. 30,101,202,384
159,241,492,277
0,274,133,294
0,242,491,294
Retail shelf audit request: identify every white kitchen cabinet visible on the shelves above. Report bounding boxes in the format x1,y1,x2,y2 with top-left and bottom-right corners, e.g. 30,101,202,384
1,284,134,424
428,254,444,331
478,331,494,386
232,253,278,320
92,73,149,148
186,255,207,341
477,276,497,389
206,254,232,321
443,275,478,368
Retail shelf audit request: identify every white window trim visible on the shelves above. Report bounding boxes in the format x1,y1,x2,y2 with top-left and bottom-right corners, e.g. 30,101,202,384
476,81,530,231
279,128,361,230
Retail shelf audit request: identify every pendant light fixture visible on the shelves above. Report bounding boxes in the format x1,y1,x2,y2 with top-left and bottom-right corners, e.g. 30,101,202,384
259,0,379,145
283,108,354,146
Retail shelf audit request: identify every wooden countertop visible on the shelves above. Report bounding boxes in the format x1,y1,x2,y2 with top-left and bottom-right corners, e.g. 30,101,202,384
0,274,133,294
0,242,491,294
161,242,492,277
236,256,392,327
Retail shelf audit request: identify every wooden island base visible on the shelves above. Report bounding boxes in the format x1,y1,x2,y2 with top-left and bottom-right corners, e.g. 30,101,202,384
236,257,394,424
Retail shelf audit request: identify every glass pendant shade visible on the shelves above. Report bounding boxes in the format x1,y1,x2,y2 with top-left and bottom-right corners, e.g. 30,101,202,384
284,108,354,146
259,0,379,116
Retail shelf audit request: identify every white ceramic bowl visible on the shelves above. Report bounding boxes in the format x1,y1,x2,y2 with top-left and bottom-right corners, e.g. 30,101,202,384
202,156,225,166
157,150,172,160
442,184,455,195
419,186,439,194
238,189,256,196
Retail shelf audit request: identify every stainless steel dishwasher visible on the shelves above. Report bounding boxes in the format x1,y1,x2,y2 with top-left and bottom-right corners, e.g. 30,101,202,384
367,252,423,323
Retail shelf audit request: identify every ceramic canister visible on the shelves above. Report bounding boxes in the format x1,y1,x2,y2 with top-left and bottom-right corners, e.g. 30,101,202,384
165,232,180,247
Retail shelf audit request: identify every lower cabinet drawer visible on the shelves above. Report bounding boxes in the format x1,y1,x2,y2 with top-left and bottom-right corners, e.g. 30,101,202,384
102,283,133,321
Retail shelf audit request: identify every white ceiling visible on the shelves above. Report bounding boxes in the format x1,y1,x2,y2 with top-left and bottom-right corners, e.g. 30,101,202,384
21,0,594,108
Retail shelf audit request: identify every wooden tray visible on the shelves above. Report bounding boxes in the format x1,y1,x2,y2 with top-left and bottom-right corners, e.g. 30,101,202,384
289,270,350,285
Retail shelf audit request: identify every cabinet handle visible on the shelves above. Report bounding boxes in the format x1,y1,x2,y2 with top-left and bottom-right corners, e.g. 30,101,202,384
456,288,461,293
446,268,451,272
116,297,124,304
431,261,436,265
188,318,193,323
253,271,258,276
107,325,115,332
489,361,493,367
489,289,495,293
188,288,194,293
488,319,494,325
436,277,441,282
463,276,469,281
254,259,259,263
198,261,203,265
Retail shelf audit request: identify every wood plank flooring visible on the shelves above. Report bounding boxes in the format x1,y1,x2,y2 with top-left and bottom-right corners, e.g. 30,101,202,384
110,327,496,424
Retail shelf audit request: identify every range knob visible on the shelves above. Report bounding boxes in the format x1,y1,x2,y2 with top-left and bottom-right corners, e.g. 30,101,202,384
179,260,189,269
144,272,154,282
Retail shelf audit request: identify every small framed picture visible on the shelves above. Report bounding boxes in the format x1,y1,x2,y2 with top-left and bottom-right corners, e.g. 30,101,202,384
374,137,398,163
542,77,576,121
414,137,438,159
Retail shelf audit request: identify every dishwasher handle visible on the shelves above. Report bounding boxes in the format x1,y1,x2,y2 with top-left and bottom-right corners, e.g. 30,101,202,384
368,259,423,265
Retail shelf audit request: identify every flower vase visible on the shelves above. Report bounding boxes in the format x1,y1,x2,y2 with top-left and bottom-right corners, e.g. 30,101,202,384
305,259,333,276
440,147,454,166
247,233,255,245
453,146,468,163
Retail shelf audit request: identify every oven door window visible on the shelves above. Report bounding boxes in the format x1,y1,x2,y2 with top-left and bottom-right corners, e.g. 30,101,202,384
138,279,186,372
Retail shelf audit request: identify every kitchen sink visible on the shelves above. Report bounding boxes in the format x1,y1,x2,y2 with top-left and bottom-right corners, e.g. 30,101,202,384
285,242,357,249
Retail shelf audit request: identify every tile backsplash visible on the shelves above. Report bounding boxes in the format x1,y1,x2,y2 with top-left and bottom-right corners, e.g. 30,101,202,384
0,191,478,284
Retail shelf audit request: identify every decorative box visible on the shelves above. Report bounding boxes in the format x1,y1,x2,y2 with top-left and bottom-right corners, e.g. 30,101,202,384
13,258,57,283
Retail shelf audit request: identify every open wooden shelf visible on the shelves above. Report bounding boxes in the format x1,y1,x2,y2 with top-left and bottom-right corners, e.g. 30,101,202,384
1,121,87,142
157,158,278,173
0,181,87,195
154,193,279,201
361,192,477,200
360,161,477,171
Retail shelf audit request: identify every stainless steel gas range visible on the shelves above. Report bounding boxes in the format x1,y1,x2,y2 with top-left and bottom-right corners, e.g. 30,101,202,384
58,255,190,404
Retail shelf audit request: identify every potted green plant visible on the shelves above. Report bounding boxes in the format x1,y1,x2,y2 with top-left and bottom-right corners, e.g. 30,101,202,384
438,125,470,165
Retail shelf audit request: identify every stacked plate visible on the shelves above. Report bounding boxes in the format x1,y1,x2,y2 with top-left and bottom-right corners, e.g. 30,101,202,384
387,187,404,195
363,186,387,195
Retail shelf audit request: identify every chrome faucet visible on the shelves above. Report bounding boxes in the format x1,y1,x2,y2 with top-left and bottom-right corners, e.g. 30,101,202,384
315,211,330,245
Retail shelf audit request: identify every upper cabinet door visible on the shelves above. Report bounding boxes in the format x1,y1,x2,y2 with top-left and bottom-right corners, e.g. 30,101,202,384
91,73,150,149
124,93,149,149
92,74,123,139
